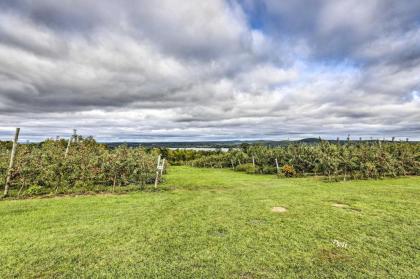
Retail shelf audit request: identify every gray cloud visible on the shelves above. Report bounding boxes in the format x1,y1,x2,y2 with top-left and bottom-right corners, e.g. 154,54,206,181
0,0,419,141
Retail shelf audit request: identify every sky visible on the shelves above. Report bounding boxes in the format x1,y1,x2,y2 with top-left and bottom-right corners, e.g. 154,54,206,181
0,0,419,142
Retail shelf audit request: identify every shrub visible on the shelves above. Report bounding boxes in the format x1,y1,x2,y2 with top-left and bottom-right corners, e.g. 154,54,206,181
281,164,296,177
181,141,420,180
363,162,378,179
259,165,277,174
24,185,43,196
236,163,256,174
0,138,162,197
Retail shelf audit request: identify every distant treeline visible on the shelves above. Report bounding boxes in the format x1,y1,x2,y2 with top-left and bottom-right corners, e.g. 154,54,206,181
104,137,417,149
164,141,420,180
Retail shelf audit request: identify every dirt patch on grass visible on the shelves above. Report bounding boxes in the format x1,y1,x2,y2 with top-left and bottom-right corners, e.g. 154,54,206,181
318,248,350,263
208,227,228,237
238,272,256,279
332,203,349,208
271,206,287,213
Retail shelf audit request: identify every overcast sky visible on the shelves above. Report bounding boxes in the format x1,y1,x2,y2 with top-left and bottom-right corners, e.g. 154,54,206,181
0,0,419,142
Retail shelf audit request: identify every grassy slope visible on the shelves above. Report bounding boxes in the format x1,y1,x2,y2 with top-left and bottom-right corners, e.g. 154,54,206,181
0,166,419,278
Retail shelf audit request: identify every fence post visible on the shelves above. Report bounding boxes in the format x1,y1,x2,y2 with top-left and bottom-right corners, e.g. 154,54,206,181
275,158,279,174
3,128,20,197
64,137,71,158
160,159,165,176
252,156,255,167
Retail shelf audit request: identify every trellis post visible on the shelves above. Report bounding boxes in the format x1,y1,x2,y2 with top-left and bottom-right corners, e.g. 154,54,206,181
64,137,72,158
160,159,166,176
154,155,162,188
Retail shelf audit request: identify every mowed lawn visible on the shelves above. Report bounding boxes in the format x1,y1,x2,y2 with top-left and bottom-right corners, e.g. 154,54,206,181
0,167,419,278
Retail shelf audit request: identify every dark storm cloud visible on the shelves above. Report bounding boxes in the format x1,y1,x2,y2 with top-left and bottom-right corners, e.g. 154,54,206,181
0,0,419,141
0,0,109,33
242,0,420,62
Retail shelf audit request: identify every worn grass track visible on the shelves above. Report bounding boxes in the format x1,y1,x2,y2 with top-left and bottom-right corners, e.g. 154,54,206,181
0,166,419,278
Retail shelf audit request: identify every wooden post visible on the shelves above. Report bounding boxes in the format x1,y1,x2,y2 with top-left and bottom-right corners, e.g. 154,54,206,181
3,128,20,197
154,155,161,188
252,156,255,167
64,136,72,158
275,158,279,174
231,159,235,170
64,129,78,158
160,159,165,176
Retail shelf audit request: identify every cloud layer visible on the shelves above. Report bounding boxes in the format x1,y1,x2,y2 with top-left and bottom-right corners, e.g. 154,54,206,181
0,0,419,141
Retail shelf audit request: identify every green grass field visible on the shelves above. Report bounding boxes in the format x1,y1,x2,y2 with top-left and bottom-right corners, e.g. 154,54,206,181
0,166,419,278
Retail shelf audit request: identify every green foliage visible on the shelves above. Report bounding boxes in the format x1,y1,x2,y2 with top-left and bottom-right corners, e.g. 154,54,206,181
281,164,296,177
181,141,420,180
235,163,256,174
0,138,161,197
24,185,43,196
165,148,226,166
259,165,277,174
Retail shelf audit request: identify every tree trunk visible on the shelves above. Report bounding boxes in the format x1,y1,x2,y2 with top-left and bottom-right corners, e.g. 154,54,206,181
17,182,26,197
112,174,117,192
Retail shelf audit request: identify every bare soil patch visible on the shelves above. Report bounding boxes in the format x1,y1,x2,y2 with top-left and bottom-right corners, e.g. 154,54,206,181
271,206,287,213
332,203,349,208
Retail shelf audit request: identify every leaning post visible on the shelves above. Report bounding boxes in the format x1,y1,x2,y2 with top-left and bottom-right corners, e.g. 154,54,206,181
64,133,75,158
160,159,166,176
3,128,20,197
275,158,279,174
154,155,161,188
64,136,72,158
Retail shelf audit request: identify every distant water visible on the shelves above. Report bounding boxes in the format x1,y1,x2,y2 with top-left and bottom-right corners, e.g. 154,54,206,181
167,147,229,152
